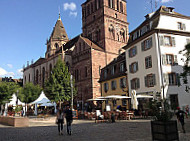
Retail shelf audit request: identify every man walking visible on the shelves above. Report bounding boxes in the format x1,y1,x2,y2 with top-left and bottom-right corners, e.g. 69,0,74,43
176,107,188,133
65,106,73,135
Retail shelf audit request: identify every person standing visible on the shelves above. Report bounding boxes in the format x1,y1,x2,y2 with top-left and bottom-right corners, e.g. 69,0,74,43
176,107,188,133
56,109,64,135
65,106,73,135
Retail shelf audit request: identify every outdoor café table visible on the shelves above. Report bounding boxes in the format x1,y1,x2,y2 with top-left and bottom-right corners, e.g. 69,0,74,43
127,112,134,120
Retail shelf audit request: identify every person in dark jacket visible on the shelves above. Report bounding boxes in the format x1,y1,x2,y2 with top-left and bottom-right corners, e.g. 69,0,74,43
176,107,188,133
65,106,73,135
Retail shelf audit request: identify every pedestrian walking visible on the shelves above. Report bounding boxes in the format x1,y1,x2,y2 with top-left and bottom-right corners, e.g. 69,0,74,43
65,106,73,135
56,109,64,135
176,107,188,133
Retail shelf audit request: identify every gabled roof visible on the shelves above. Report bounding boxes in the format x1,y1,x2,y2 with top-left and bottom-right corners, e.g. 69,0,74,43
81,36,104,51
49,18,68,41
63,35,104,52
64,35,80,50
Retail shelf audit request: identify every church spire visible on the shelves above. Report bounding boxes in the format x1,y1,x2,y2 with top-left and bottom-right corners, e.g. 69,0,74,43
58,6,61,20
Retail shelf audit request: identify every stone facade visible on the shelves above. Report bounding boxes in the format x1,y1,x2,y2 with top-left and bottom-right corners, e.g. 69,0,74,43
23,0,129,110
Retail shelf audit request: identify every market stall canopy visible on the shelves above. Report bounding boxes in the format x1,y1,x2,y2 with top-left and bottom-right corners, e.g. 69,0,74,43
41,102,55,107
30,91,51,105
8,93,25,106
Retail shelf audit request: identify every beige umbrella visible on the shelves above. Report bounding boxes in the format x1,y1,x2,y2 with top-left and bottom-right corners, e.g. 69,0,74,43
131,90,138,110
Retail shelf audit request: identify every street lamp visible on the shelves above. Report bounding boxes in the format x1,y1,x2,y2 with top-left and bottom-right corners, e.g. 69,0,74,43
70,75,73,110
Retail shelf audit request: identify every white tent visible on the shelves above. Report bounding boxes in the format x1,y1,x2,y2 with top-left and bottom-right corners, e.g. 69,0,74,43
29,91,56,115
8,93,25,106
30,91,51,105
105,95,131,99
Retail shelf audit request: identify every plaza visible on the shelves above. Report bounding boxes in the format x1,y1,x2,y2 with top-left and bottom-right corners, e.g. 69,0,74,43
0,116,190,141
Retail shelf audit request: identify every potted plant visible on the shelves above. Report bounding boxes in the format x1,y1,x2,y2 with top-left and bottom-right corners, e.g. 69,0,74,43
149,99,179,141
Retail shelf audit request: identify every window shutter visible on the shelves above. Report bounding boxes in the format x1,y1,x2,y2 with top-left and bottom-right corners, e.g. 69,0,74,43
172,37,176,47
123,77,126,87
136,62,138,71
137,78,140,89
174,55,178,65
162,54,166,65
128,49,131,58
159,36,164,46
129,65,132,73
135,46,137,55
144,76,147,87
141,42,145,51
130,80,133,89
153,74,156,86
149,37,153,48
183,24,186,31
176,73,181,86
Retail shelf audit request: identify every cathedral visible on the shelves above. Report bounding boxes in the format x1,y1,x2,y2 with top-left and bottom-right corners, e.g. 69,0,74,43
23,0,129,109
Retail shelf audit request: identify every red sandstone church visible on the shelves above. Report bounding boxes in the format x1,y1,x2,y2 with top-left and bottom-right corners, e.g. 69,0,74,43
23,0,129,110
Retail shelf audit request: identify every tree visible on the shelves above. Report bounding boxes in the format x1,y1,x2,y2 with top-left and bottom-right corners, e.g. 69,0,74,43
44,57,77,108
0,82,20,105
0,82,20,115
19,83,42,104
180,43,190,85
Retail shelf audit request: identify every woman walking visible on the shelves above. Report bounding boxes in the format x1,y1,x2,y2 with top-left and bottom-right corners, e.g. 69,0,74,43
56,109,64,135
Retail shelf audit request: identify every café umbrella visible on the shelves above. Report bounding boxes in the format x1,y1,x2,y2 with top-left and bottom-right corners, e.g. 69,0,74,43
131,90,138,110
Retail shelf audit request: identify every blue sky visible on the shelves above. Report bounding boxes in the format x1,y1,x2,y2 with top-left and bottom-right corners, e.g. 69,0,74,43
0,0,189,79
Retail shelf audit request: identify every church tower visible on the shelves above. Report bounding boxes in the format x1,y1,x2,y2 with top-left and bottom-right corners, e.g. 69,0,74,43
82,0,129,63
45,14,69,59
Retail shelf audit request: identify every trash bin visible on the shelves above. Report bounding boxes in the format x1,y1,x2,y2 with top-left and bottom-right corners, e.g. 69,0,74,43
111,113,115,123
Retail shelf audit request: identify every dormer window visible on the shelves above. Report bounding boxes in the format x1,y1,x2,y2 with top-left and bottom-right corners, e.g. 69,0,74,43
177,22,186,31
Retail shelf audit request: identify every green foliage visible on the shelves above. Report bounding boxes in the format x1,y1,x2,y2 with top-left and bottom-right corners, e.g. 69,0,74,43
19,83,42,103
44,57,77,103
14,105,22,113
147,99,173,122
0,82,20,104
180,43,190,84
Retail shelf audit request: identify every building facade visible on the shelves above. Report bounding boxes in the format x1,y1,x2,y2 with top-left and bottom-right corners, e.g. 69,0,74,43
99,52,128,110
123,6,190,109
23,0,129,110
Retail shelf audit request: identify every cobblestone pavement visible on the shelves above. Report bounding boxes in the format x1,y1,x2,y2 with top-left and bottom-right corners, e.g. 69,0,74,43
0,116,190,141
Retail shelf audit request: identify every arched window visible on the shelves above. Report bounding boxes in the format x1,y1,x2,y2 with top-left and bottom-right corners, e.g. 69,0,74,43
109,24,115,39
55,43,59,49
25,76,26,84
120,28,125,42
29,74,30,82
36,69,39,84
108,0,113,8
120,2,123,13
49,64,52,76
117,0,119,11
42,67,45,87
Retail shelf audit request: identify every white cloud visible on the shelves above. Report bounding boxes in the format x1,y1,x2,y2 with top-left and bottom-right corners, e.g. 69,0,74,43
7,64,13,68
161,0,173,3
69,12,77,17
0,67,15,77
16,69,23,78
0,67,7,76
64,2,77,11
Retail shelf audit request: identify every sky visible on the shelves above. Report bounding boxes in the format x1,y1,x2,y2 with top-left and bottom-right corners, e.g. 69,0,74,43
0,0,189,79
